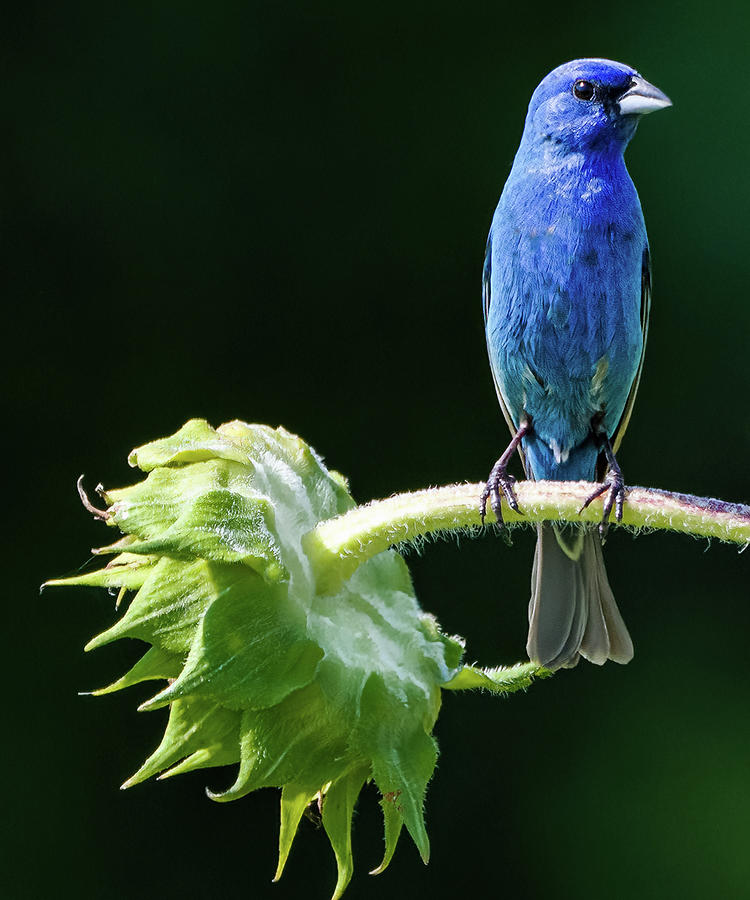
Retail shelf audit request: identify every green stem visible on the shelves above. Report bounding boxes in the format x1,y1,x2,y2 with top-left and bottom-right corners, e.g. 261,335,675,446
303,481,749,594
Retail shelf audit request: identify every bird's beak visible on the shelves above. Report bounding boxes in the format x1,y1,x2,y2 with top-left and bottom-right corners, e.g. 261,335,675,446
618,76,672,116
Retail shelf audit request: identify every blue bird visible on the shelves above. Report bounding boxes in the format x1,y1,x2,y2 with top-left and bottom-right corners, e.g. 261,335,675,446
481,59,671,670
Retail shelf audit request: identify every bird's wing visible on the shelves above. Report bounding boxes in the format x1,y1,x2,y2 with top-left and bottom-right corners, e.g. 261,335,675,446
483,235,529,476
609,246,651,457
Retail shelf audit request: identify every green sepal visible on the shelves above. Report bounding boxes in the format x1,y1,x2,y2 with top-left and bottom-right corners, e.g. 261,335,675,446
108,460,253,540
443,662,551,694
419,614,465,673
92,646,182,695
217,421,355,522
157,745,239,780
370,790,404,876
275,783,320,882
128,418,249,471
45,554,155,592
209,678,355,801
139,571,323,712
91,535,139,556
322,766,370,900
85,558,217,655
123,698,241,789
116,487,287,581
350,673,436,864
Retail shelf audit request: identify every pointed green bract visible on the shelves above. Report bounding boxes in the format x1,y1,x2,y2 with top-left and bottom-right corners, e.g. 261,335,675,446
371,790,404,876
443,661,551,694
323,766,370,900
350,673,437,863
46,553,155,592
51,419,467,898
126,418,250,471
124,698,241,788
92,646,182,695
275,783,319,881
115,483,288,581
138,571,323,712
86,557,216,654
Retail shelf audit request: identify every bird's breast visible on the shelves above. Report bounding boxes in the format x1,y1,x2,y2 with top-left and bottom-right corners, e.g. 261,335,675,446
485,166,646,454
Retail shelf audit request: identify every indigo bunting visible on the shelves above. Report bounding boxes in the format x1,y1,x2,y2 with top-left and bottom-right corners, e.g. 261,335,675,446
481,59,671,670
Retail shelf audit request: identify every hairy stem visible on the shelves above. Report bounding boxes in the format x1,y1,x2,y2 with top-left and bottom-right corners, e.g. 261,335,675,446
303,481,750,593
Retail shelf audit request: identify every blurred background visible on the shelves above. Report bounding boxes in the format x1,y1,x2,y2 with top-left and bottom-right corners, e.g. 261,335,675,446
7,1,750,897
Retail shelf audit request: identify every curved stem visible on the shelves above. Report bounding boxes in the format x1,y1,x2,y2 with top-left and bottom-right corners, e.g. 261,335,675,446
304,481,750,593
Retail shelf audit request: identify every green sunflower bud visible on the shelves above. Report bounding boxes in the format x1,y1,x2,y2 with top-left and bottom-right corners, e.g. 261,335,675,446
49,419,544,898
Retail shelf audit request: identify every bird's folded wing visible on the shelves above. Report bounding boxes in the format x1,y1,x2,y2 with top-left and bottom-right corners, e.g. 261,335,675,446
606,245,652,467
482,235,530,477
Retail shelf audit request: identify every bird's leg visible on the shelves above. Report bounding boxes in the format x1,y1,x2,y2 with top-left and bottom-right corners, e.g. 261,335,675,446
480,421,531,526
580,424,626,540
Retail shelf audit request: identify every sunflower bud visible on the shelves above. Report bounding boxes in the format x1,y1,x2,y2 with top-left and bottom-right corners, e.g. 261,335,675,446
49,419,466,898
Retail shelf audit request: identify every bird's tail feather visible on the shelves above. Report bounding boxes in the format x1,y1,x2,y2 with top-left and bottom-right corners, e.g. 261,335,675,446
527,524,633,670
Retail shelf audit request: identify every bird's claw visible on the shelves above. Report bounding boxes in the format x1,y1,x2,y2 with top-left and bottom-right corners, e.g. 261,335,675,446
480,469,520,527
480,422,530,527
580,470,626,541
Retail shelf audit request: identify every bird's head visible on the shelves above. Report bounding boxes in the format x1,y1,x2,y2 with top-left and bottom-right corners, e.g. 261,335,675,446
523,58,671,156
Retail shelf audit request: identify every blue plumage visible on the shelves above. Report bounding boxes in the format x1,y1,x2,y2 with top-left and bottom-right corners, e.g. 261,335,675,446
482,59,670,669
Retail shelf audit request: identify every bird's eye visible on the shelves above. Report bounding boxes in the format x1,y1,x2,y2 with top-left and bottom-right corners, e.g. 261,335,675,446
573,80,595,101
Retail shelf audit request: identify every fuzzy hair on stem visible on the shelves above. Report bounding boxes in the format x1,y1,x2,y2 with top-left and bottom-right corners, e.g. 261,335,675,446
304,481,750,594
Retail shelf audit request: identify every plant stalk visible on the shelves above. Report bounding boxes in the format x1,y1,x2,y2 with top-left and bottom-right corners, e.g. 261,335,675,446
303,481,750,594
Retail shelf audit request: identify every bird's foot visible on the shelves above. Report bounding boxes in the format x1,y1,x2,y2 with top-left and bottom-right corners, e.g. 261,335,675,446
479,421,530,527
480,463,520,527
580,468,626,541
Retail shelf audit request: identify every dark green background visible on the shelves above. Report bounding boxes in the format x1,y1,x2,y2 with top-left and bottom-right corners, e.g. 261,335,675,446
8,2,750,898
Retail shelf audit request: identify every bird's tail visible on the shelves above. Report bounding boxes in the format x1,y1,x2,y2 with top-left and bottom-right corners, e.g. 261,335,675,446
527,524,634,670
